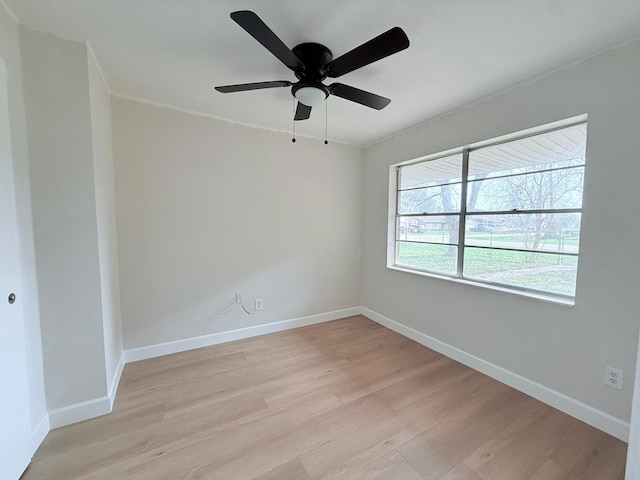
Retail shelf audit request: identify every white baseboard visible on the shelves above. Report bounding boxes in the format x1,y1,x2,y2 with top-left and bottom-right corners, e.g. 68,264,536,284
48,395,111,429
45,308,360,429
361,307,630,442
108,352,125,410
55,306,628,442
125,307,362,363
48,351,124,429
29,413,49,457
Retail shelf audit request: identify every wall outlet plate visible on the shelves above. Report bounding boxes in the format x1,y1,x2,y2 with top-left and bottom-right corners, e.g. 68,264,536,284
604,366,623,390
254,299,263,311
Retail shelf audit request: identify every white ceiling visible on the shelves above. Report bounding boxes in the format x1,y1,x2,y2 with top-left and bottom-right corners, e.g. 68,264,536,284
7,0,640,146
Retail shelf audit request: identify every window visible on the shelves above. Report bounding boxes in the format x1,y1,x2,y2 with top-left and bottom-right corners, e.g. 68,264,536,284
391,121,587,300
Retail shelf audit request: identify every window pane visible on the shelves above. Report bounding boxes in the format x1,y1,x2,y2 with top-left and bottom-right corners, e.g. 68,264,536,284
463,247,577,296
467,166,584,212
390,122,586,299
397,216,459,244
396,242,457,275
398,183,461,214
465,213,581,254
468,123,587,179
398,153,462,190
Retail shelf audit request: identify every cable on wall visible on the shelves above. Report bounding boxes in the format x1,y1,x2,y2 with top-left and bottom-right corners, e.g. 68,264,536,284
213,295,251,318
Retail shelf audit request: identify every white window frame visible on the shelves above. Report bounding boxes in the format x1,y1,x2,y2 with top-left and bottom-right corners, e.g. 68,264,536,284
387,116,587,305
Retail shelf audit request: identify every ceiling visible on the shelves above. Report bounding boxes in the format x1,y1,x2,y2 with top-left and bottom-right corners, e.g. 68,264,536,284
6,0,640,146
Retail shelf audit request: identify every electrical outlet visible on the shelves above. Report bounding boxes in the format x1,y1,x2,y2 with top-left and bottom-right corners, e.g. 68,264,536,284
254,299,263,311
604,366,623,390
235,292,244,304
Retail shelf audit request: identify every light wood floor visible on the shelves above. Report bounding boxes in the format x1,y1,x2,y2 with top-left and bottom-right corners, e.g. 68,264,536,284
22,315,627,480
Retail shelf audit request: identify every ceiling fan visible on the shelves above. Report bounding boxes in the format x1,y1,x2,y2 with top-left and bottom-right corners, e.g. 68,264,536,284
215,11,410,121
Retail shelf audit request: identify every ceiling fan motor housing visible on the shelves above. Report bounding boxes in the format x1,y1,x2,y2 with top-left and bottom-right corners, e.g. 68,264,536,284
292,43,333,81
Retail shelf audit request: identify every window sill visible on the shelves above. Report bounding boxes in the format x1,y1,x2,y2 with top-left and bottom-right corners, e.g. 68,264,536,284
387,264,575,307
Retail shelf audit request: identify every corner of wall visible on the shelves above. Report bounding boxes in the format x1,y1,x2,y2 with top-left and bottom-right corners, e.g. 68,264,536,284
108,352,125,410
29,413,49,455
87,42,125,402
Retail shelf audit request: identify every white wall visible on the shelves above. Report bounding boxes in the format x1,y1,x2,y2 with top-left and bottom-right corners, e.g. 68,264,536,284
20,28,108,410
111,98,363,350
88,50,123,393
0,2,47,432
626,327,640,476
362,39,640,425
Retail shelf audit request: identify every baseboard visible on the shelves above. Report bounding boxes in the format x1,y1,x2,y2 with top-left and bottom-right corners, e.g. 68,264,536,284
29,413,49,457
361,307,630,442
108,352,125,410
46,308,359,429
46,352,124,429
42,306,631,441
125,306,362,363
48,395,111,429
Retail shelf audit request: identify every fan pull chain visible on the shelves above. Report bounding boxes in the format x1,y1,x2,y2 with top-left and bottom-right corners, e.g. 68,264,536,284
324,99,328,145
292,98,296,143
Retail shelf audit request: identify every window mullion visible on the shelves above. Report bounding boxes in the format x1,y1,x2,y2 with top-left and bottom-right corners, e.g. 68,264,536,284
466,163,584,184
395,166,401,215
466,207,582,216
399,179,463,192
457,149,470,278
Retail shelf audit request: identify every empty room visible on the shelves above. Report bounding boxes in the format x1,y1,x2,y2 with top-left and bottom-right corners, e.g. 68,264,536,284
2,0,640,479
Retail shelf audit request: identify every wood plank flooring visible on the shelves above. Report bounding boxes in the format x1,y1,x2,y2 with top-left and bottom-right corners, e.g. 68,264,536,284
21,315,627,479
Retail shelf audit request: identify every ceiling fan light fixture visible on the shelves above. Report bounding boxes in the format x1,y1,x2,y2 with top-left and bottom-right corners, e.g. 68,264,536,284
294,86,327,107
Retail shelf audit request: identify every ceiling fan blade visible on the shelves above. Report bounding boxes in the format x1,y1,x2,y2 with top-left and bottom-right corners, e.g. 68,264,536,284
294,102,312,121
215,80,292,93
329,83,391,110
230,11,304,70
326,27,409,78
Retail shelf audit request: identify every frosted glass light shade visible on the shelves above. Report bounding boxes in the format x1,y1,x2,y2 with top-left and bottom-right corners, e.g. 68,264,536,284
294,86,327,107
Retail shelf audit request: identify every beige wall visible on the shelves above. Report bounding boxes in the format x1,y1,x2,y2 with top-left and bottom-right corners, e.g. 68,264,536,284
111,98,363,349
20,28,108,410
362,39,640,424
